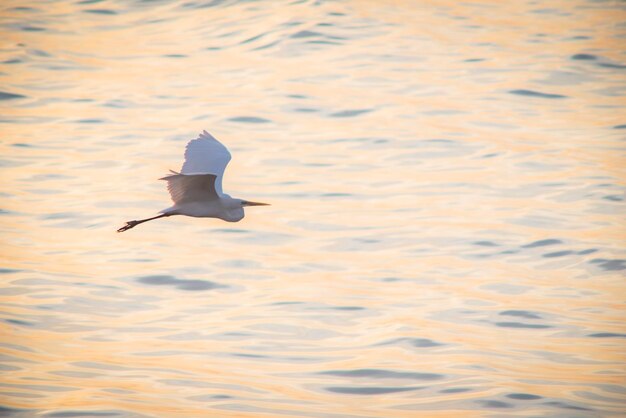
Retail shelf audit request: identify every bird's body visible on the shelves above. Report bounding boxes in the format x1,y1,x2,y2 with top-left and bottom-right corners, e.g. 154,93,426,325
117,130,267,232
162,191,244,221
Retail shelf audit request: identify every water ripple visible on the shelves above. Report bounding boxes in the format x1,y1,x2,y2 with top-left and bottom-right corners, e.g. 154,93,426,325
0,0,623,416
509,89,568,99
137,275,225,291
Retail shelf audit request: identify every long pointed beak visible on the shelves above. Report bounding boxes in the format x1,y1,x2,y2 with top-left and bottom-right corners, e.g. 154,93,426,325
245,201,270,207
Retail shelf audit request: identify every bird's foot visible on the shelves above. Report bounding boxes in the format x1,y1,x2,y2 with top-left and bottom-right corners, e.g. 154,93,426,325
117,220,139,233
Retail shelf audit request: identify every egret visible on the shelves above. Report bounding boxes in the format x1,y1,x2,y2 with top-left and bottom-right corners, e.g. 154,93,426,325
117,130,269,233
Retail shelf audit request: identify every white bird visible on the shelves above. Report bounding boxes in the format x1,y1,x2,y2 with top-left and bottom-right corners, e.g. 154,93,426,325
117,130,268,233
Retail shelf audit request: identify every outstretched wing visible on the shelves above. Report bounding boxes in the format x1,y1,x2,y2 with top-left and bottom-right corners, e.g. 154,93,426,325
160,173,218,204
180,130,231,195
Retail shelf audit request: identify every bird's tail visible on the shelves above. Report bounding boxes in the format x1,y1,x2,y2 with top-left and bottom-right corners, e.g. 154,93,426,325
158,206,177,215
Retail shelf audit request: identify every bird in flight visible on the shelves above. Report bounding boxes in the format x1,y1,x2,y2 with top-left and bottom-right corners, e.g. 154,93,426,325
117,130,269,232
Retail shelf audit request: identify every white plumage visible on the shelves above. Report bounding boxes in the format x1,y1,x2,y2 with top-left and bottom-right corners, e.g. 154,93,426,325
180,130,231,193
118,130,268,233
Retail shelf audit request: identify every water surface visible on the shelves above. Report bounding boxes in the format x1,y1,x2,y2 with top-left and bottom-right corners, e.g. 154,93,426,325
1,0,625,417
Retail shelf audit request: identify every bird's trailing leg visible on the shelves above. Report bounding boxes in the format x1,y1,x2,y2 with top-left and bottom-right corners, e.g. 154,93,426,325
117,213,172,233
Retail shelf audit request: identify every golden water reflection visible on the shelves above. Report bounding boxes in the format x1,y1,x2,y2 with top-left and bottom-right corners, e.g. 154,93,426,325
1,0,625,416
